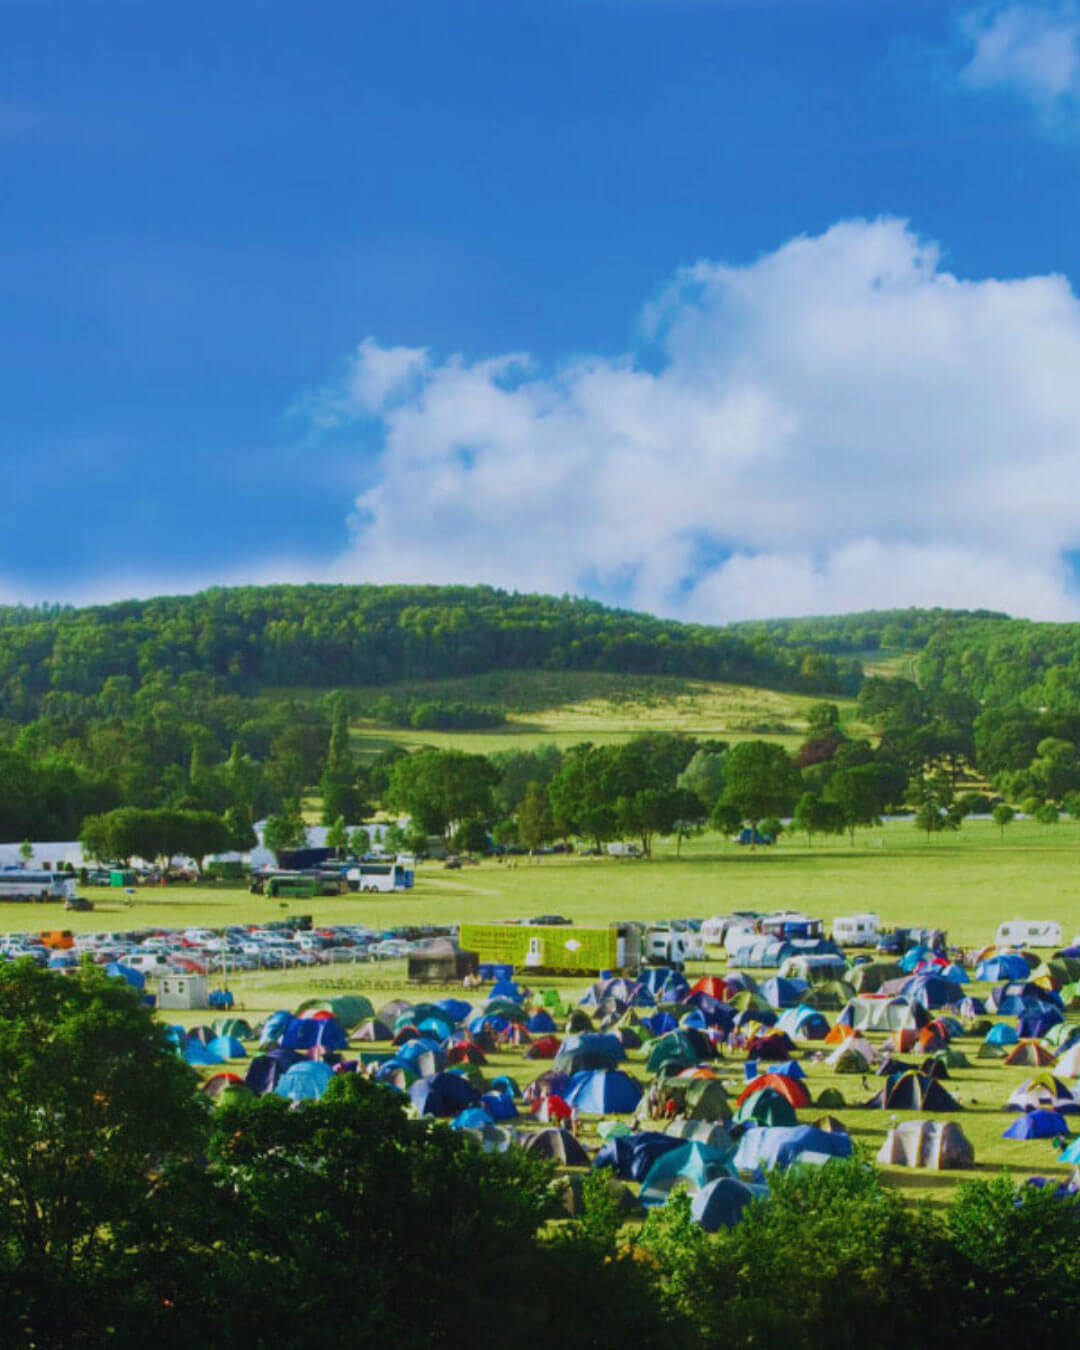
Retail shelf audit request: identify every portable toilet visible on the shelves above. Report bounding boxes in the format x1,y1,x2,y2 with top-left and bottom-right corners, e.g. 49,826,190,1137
159,974,209,1010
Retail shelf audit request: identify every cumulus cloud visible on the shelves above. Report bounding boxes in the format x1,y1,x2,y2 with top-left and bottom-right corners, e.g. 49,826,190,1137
308,217,1080,622
958,2,1080,119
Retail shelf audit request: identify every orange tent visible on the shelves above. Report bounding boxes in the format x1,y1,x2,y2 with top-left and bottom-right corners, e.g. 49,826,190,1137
825,1024,855,1045
736,1073,811,1110
690,975,732,1001
889,1028,919,1053
1003,1040,1056,1067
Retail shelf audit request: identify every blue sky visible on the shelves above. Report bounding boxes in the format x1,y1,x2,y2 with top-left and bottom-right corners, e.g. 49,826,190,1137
5,1,1080,618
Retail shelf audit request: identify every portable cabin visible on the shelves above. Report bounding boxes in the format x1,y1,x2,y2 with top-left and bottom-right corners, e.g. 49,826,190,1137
159,974,209,1010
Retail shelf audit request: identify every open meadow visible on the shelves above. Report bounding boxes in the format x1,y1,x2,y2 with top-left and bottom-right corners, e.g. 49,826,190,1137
11,815,1080,1206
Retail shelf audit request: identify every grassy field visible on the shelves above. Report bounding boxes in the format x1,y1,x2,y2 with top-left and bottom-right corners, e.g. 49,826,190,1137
19,815,1080,1205
280,668,874,757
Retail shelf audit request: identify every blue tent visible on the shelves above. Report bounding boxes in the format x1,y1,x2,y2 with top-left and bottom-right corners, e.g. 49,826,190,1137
417,1016,454,1041
489,979,525,1002
259,1009,293,1044
732,1125,854,1173
691,1177,762,1231
1056,1136,1080,1163
527,1010,557,1034
468,1014,510,1036
902,975,957,1010
758,977,809,1010
207,1035,247,1060
642,1012,679,1038
281,1015,348,1052
397,1037,446,1068
985,1023,1019,1046
976,954,1030,981
275,1061,335,1101
639,1141,734,1205
480,1090,518,1121
184,1039,223,1066
409,1072,481,1117
638,967,689,1001
1002,1109,1070,1140
899,946,933,973
593,1132,687,1182
451,1107,496,1131
564,1069,642,1115
245,1048,301,1094
105,961,145,989
491,1074,521,1098
942,964,968,985
1019,1008,1063,1040
435,998,472,1023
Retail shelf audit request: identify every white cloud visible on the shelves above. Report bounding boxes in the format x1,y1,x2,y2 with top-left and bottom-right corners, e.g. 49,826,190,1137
958,3,1080,117
310,217,1080,623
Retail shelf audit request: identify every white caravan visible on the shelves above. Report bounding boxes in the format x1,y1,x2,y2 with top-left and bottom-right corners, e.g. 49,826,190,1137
994,919,1062,949
832,913,881,947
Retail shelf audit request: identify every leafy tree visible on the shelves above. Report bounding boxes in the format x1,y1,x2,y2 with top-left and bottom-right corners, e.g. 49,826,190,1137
709,798,744,839
262,803,308,862
719,741,800,841
548,746,620,850
517,781,554,854
759,815,784,843
451,817,490,853
616,787,681,857
0,962,204,1320
670,786,706,856
489,744,563,817
826,762,897,844
325,814,349,857
1036,801,1060,825
223,802,258,852
992,801,1015,840
491,818,519,849
915,800,945,841
792,790,844,847
386,749,498,838
676,748,725,812
805,701,842,737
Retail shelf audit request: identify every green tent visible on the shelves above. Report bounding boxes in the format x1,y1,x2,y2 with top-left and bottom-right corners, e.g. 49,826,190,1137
803,980,855,1010
213,1017,254,1040
646,1031,701,1075
732,1087,797,1128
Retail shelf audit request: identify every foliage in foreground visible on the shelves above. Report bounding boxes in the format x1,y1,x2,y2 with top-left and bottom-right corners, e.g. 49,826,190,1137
2,961,1080,1348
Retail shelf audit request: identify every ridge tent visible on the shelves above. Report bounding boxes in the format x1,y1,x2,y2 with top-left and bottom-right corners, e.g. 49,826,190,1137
1002,1109,1070,1140
877,1120,974,1170
838,996,929,1032
691,1177,762,1231
732,1124,853,1173
275,1061,334,1102
521,1128,590,1166
565,1069,643,1115
639,1140,734,1205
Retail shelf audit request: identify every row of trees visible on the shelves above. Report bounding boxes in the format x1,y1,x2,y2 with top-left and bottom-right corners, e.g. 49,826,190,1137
4,962,1079,1348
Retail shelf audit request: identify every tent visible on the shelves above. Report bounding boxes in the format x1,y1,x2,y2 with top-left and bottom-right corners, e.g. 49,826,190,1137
1003,1040,1057,1067
847,961,902,994
527,1010,558,1034
802,980,856,1011
758,977,810,1009
665,1118,735,1151
296,995,374,1028
451,1107,496,1131
682,1078,733,1122
826,1039,873,1074
645,1029,712,1075
409,1072,481,1118
532,1094,573,1123
525,1036,561,1060
1056,1043,1080,1078
745,1031,794,1062
639,1141,733,1205
732,1087,798,1128
281,1015,348,1052
554,1032,626,1074
214,1017,253,1040
732,1125,853,1173
593,1132,688,1182
1018,1008,1063,1040
985,1023,1019,1046
866,1071,961,1111
877,1120,974,1169
245,1048,301,1095
564,1069,643,1115
776,1005,829,1040
105,961,145,989
200,1071,246,1099
184,1040,223,1067
207,1035,247,1060
691,1177,761,1231
480,1090,518,1122
976,953,1031,981
1002,1109,1070,1140
838,996,929,1032
275,1061,334,1102
521,1128,590,1166
737,1074,811,1110
1007,1072,1078,1113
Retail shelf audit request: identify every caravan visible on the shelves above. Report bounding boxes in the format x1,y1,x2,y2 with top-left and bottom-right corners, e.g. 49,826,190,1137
833,913,880,947
994,919,1063,949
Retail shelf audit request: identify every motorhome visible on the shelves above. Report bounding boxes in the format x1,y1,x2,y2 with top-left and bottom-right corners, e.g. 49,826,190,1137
644,922,705,968
833,913,881,947
995,919,1063,949
759,912,824,940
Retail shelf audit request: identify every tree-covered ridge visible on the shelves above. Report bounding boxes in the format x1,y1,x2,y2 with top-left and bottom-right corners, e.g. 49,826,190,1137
729,607,1010,655
0,583,862,723
917,617,1080,710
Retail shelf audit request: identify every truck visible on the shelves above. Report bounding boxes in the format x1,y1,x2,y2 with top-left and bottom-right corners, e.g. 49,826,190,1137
458,921,642,976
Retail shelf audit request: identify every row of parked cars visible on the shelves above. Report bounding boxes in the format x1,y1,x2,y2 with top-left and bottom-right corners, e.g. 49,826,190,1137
0,922,454,974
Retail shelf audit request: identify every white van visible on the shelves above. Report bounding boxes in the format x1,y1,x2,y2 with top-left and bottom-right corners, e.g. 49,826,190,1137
833,913,880,947
994,919,1062,949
